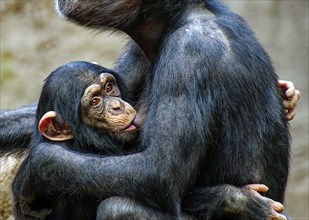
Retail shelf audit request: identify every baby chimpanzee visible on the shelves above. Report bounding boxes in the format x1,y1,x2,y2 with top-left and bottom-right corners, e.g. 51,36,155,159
13,61,145,220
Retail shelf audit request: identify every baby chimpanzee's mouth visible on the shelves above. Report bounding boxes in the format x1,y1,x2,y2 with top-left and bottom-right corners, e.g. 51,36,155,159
123,117,138,132
123,124,137,132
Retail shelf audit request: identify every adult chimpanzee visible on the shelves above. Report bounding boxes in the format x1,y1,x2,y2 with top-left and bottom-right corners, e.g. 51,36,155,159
0,0,295,219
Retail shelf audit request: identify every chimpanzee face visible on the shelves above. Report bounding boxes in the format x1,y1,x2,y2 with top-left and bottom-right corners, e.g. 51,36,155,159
38,70,138,144
81,73,137,135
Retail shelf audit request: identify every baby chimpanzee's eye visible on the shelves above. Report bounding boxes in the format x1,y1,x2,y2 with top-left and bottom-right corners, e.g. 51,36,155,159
105,82,113,93
91,97,100,106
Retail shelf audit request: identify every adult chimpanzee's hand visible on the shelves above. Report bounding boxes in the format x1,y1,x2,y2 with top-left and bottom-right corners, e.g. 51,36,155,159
279,80,301,120
243,184,287,220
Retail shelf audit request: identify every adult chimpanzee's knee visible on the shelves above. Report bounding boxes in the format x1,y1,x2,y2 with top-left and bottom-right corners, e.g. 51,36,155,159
97,197,183,220
97,197,141,220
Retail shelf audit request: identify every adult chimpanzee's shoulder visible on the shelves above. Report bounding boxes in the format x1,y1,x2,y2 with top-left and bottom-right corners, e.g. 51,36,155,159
177,11,218,36
167,7,231,57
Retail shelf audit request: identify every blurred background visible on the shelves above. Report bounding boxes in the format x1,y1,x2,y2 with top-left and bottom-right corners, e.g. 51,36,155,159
0,0,308,218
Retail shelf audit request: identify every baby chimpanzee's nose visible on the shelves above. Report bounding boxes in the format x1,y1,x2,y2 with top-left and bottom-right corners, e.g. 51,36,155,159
107,99,125,115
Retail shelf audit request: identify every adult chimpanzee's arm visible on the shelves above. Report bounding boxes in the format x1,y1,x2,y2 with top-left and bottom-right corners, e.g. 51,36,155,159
0,103,37,156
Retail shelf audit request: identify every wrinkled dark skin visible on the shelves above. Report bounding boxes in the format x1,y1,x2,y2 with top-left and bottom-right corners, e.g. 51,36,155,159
2,1,291,219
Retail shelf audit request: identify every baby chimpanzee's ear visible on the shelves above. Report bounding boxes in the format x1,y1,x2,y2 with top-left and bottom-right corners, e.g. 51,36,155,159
39,111,74,141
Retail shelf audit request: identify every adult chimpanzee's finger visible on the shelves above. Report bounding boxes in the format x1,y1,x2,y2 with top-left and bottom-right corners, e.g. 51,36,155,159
278,80,295,98
283,90,301,109
243,184,269,193
271,201,284,212
286,108,297,121
271,212,287,220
